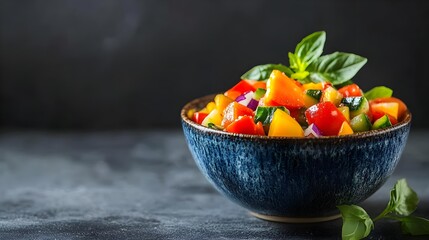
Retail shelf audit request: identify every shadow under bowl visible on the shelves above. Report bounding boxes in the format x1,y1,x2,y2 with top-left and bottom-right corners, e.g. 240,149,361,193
181,94,412,223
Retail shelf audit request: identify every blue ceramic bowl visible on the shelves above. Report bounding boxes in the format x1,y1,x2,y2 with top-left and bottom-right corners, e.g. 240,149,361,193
181,94,411,223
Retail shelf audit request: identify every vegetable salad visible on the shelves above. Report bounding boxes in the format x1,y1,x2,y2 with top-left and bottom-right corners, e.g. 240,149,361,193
187,31,407,137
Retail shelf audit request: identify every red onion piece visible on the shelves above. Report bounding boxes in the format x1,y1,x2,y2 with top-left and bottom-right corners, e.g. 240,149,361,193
235,94,246,102
247,99,259,111
304,124,322,137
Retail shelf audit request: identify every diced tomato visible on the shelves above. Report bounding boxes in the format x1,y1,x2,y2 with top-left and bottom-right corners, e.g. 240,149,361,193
338,84,363,97
255,121,265,136
263,70,305,109
369,97,407,120
224,80,256,100
305,102,347,136
192,112,209,125
221,102,254,128
245,80,267,90
371,111,398,125
289,108,308,127
225,116,257,135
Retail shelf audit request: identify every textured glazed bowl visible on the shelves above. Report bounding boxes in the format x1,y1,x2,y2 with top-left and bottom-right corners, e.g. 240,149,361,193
181,94,411,223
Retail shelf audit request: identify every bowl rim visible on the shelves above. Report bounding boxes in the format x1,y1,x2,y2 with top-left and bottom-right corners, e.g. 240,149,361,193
181,94,412,140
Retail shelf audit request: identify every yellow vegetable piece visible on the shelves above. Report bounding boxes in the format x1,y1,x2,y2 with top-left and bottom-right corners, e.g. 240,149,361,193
371,102,399,119
322,86,343,106
303,94,319,108
302,82,324,90
338,121,354,136
268,109,304,137
206,102,216,112
187,108,196,119
201,109,222,127
214,94,234,113
338,106,350,122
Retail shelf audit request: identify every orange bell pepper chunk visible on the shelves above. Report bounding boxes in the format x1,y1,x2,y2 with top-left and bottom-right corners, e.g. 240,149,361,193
338,121,354,136
264,70,305,109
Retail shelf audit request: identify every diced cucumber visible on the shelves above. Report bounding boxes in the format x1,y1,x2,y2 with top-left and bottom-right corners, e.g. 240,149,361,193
350,113,372,132
372,115,392,130
254,88,266,100
254,106,289,125
305,89,322,101
341,96,369,118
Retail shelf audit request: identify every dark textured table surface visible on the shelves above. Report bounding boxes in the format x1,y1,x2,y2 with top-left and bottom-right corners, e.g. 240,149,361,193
0,130,428,240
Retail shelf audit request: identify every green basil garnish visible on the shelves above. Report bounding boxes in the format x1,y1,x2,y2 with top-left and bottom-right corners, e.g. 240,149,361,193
241,64,293,81
364,86,393,100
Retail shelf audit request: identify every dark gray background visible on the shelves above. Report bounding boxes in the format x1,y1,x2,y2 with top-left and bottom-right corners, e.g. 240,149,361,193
1,0,429,130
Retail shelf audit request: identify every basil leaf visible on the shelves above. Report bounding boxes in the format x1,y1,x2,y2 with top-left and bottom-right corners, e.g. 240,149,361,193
338,205,374,240
292,31,326,72
390,179,419,216
241,64,293,81
307,52,368,85
400,216,429,236
364,86,393,100
288,52,299,72
291,71,310,81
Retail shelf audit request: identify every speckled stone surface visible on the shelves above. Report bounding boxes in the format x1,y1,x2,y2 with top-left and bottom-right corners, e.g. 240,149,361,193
0,130,428,239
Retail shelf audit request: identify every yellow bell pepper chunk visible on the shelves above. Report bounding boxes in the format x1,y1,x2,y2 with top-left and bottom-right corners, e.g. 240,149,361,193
268,109,304,137
214,94,234,113
206,102,216,112
322,86,343,106
338,121,354,136
302,82,324,90
187,108,196,119
303,94,319,108
201,109,222,127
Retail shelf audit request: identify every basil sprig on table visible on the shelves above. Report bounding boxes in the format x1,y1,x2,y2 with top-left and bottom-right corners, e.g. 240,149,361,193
338,179,429,240
241,31,367,86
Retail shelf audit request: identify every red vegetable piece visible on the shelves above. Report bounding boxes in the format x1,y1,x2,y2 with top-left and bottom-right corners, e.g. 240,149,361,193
192,112,209,125
338,84,363,97
225,80,256,100
225,116,257,135
255,121,265,136
369,97,407,120
371,111,398,125
221,102,254,128
245,80,267,90
305,102,347,136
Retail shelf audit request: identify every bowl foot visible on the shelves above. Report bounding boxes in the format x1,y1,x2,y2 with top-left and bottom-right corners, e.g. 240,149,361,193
249,211,341,223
